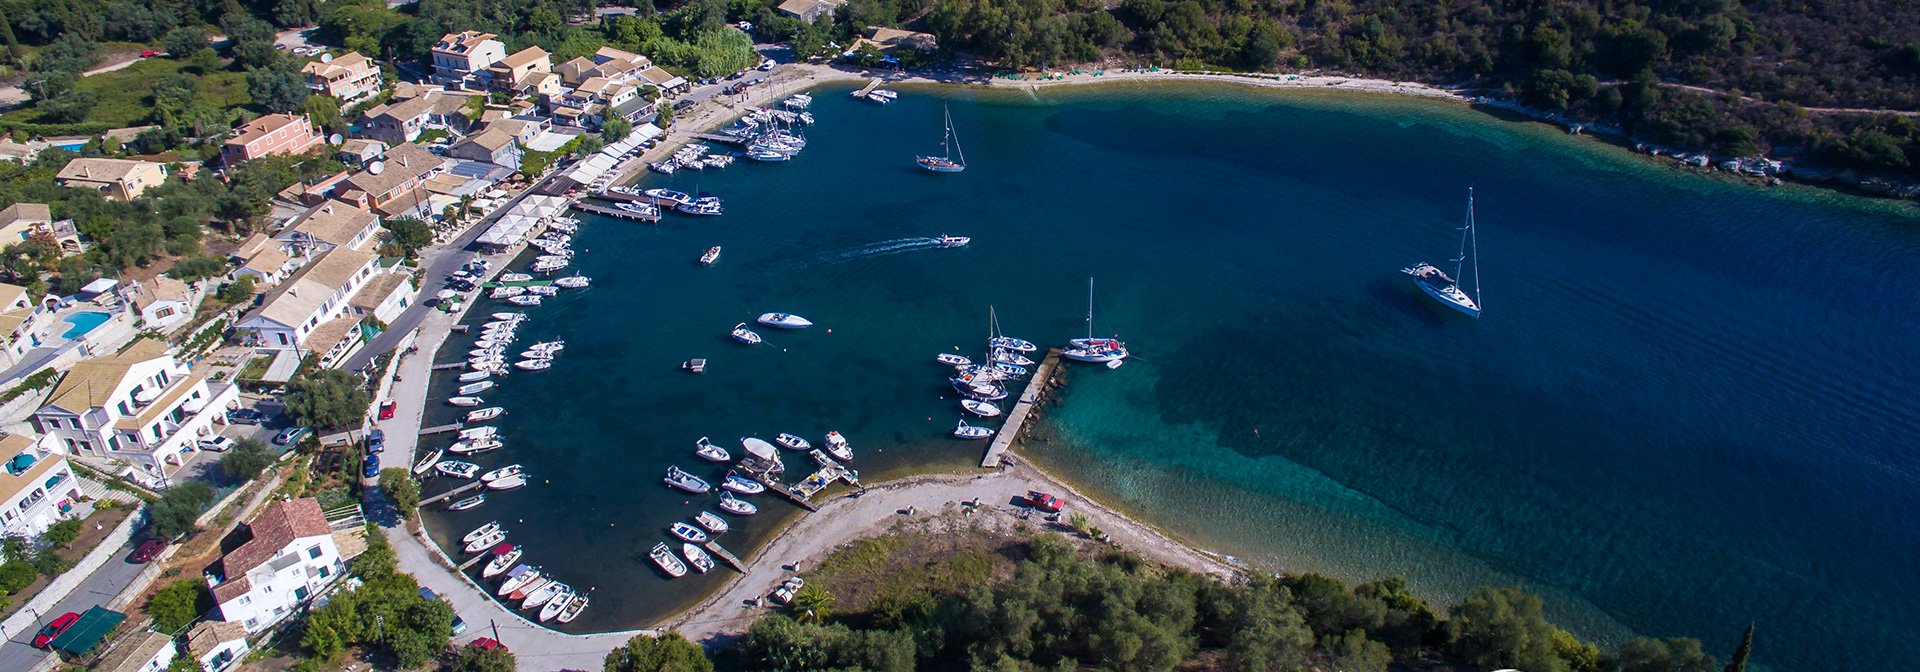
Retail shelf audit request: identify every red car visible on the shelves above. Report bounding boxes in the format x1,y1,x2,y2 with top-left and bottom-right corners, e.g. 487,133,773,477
131,538,168,563
140,50,161,58
1026,491,1064,513
378,400,397,420
469,637,508,651
32,611,80,648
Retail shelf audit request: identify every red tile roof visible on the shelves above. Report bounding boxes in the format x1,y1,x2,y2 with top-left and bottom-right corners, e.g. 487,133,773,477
211,498,331,603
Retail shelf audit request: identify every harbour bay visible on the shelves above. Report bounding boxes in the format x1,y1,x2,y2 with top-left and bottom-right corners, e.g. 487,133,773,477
419,80,1919,670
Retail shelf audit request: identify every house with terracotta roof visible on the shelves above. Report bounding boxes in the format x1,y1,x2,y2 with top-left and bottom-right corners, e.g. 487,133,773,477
303,51,382,106
0,432,80,540
446,126,522,168
431,30,508,88
338,138,386,167
0,282,46,371
30,340,240,489
207,498,345,633
488,46,551,92
131,276,201,335
229,234,297,288
186,620,250,672
92,628,177,672
361,94,439,145
56,158,168,200
777,0,846,22
335,143,444,218
220,114,324,165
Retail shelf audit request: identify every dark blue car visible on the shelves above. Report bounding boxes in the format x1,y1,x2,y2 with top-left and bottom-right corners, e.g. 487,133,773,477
362,453,379,478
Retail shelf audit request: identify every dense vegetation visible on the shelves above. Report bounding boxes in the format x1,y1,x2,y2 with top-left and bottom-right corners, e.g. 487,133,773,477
284,368,373,430
299,525,454,669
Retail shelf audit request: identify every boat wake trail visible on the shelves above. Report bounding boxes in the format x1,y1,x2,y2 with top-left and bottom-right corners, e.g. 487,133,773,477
794,238,942,268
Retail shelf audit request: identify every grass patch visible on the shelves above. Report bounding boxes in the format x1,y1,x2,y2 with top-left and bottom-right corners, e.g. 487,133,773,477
235,355,270,382
0,58,250,129
809,520,1018,628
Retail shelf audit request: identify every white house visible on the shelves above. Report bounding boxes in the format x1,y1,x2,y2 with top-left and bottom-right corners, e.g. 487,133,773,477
186,620,249,672
0,281,46,369
0,432,81,541
94,629,178,672
31,340,240,489
275,201,383,252
132,276,201,335
431,31,508,88
233,246,379,353
229,234,297,288
208,498,345,633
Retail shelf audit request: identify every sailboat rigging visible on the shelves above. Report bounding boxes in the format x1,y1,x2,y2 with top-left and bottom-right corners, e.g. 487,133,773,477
1063,278,1129,364
1402,189,1483,317
916,104,966,173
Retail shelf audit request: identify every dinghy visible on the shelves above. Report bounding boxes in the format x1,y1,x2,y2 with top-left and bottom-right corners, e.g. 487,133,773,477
554,274,591,289
664,466,711,493
722,473,764,495
467,407,505,422
463,522,501,545
448,438,502,455
719,492,758,515
448,396,484,407
695,437,730,462
509,577,550,601
992,349,1036,367
508,295,543,306
669,522,709,543
457,370,492,383
775,433,812,450
682,543,715,574
936,353,972,367
447,493,486,511
515,359,552,371
695,511,729,534
557,595,589,623
651,542,688,577
989,336,1037,352
412,449,444,476
458,426,499,441
524,581,567,610
499,273,533,282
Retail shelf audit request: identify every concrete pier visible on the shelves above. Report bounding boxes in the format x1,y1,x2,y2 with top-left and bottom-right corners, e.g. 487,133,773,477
981,348,1063,468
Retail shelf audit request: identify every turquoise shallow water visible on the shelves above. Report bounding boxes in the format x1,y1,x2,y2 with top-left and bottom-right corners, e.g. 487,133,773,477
418,81,1920,669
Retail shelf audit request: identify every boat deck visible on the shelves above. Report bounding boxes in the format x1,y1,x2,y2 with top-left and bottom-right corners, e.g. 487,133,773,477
981,348,1063,468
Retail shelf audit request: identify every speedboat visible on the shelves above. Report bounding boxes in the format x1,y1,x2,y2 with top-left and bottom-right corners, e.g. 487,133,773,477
437,461,480,479
962,399,1003,417
722,473,764,495
529,340,564,353
487,474,528,490
554,275,591,289
936,353,972,367
498,567,540,596
557,595,589,623
642,188,691,206
731,323,762,344
499,273,532,283
664,466,712,493
490,312,521,321
509,577,550,602
539,585,575,621
522,581,566,610
527,285,559,297
992,350,1035,367
519,349,555,361
695,511,729,534
823,431,851,461
757,313,813,329
457,370,492,383
719,492,758,515
651,542,688,577
467,406,504,421
954,420,994,440
784,93,812,109
447,493,486,511
463,522,500,545
515,359,552,371
508,295,543,306
669,522,709,544
480,465,524,482
412,449,444,476
775,433,811,450
464,528,506,554
865,89,897,104
448,396,484,407
699,246,721,265
682,543,715,573
458,381,494,395
458,426,499,441
695,437,730,462
993,362,1029,377
990,336,1037,352
483,546,521,577
489,286,525,298
448,438,502,455
935,234,969,247
468,347,505,359
615,202,660,217
676,196,723,216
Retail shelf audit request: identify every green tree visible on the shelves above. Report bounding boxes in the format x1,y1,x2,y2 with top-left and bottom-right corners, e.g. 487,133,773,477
1610,637,1719,672
186,48,222,74
218,438,275,483
381,216,431,256
219,276,257,305
1723,623,1754,672
149,480,217,538
452,645,518,672
146,579,209,633
1322,629,1392,672
602,116,632,142
283,369,372,430
604,633,713,672
1450,586,1567,672
248,60,312,113
379,468,419,517
789,584,833,624
163,27,207,59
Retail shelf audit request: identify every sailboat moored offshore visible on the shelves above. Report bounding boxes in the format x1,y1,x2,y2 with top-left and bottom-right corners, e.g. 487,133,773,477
1402,189,1483,318
916,105,966,173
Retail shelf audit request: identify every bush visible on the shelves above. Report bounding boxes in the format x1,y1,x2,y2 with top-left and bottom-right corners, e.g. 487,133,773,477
605,633,713,672
148,481,218,539
378,468,418,517
219,438,275,484
41,518,82,548
451,645,517,672
283,369,372,430
146,579,210,633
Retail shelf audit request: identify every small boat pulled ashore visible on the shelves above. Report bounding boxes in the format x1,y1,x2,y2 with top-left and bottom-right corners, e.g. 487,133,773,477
664,466,712,493
412,448,444,476
651,542,688,577
757,313,814,329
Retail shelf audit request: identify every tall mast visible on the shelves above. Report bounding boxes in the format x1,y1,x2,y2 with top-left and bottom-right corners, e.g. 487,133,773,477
949,106,964,166
1466,189,1480,307
1085,277,1096,340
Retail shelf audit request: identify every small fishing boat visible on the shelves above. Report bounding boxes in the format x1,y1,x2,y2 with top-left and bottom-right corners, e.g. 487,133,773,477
447,395,484,407
448,438,502,456
487,475,528,490
699,246,721,265
508,295,543,306
499,273,533,283
483,546,521,577
757,313,814,329
775,433,812,450
554,274,591,289
447,493,487,511
463,522,500,545
669,522,709,544
682,543,715,574
641,188,691,206
651,542,688,577
719,491,758,515
993,362,1029,377
467,407,505,422
992,350,1035,367
695,511,729,534
498,567,540,596
962,399,1003,417
457,370,492,383
458,381,494,395
515,359,552,371
538,585,575,620
676,196,724,216
557,595,589,623
664,466,712,493
464,528,506,554
458,426,499,441
524,581,567,610
490,312,522,321
936,353,972,367
954,420,993,440
935,234,970,247
731,323,762,344
695,437,730,462
437,461,480,479
722,473,764,495
412,449,444,476
989,336,1037,352
823,431,851,461
480,465,524,483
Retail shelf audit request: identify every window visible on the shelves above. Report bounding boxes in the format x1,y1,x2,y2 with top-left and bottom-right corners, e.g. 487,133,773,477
307,545,322,559
294,586,310,601
317,565,330,578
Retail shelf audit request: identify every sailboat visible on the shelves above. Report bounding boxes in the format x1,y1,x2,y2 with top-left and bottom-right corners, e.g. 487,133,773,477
1402,189,1483,318
1063,278,1129,364
916,105,966,173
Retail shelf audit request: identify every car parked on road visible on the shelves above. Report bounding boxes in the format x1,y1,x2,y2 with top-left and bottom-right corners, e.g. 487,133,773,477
367,428,385,453
362,453,380,479
419,587,469,635
273,426,310,446
197,436,237,452
32,611,80,648
131,538,169,563
378,400,397,420
226,408,266,425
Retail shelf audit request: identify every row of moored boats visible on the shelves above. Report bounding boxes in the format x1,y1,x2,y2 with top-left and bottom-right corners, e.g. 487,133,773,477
460,521,591,623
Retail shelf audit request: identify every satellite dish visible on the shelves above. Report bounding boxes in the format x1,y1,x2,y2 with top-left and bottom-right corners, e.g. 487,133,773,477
328,133,344,145
368,161,386,175
320,53,334,63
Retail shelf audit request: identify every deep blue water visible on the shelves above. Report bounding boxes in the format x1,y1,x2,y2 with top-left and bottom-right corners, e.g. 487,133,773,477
417,81,1920,669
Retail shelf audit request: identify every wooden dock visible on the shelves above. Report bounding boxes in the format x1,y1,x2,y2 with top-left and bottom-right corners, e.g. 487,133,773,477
702,541,746,573
982,348,1063,468
431,362,466,371
692,132,746,146
854,77,882,99
456,551,491,572
421,481,484,506
746,472,819,512
571,200,662,222
420,423,463,435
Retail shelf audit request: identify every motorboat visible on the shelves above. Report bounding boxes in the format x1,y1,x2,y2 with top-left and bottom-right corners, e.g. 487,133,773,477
458,381,494,395
557,595,589,623
954,420,994,439
695,511,729,534
487,475,528,490
722,473,764,495
464,528,506,554
669,522,709,544
490,312,522,321
468,407,505,422
757,313,814,329
447,494,486,511
719,492,758,515
527,285,559,297
962,399,1003,417
489,286,525,299
458,426,499,441
866,89,897,104
520,349,556,361
508,295,543,306
499,273,533,283
448,396,484,407
651,542,688,577
498,567,541,595
538,585,575,621
682,543,715,574
775,433,812,450
483,546,521,577
664,466,712,493
952,378,1007,400
480,465,524,483
699,246,721,265
651,161,677,175
676,196,723,216
746,147,791,162
935,234,970,247
695,437,730,462
468,347,505,359
992,350,1035,367
936,353,972,367
463,522,500,545
615,202,660,217
437,461,480,479
457,370,492,383
529,339,563,351
731,323,762,344
515,359,552,371
990,336,1037,352
641,188,691,206
554,275,591,289
509,577,550,602
412,449,444,476
993,362,1029,377
448,438,503,455
823,431,851,461
522,581,566,610
784,93,812,109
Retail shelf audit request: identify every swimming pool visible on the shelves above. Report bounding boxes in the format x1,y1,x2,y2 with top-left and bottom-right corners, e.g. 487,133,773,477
60,311,111,339
48,140,87,151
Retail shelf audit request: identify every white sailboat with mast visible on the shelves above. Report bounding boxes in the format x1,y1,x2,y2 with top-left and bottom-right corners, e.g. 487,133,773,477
1063,278,1128,365
1402,189,1483,318
916,104,966,173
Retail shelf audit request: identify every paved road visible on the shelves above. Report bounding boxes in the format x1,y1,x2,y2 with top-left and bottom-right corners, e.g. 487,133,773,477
0,540,149,670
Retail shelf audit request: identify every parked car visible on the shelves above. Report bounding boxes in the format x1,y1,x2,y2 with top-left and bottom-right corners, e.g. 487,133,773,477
273,426,310,446
1025,491,1064,513
469,637,508,651
367,428,385,453
131,538,169,563
378,400,397,420
419,587,469,635
226,408,266,425
32,612,80,648
197,436,237,452
362,453,380,478
141,50,161,58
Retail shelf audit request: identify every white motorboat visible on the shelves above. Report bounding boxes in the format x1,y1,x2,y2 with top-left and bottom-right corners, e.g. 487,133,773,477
664,466,711,493
695,511,729,534
499,273,532,282
458,381,494,395
529,340,564,353
866,89,897,104
463,522,500,545
651,542,687,577
448,396,484,407
458,426,499,441
447,494,486,511
498,567,541,596
722,473,764,495
992,350,1035,367
936,353,972,367
682,543,715,574
990,336,1037,352
457,370,492,383
676,196,723,216
515,359,552,371
962,399,1003,417
412,449,444,476
784,93,812,109
554,275,591,289
487,474,528,490
483,547,521,577
694,437,730,462
731,323,762,344
467,407,505,422
775,433,811,450
508,295,543,306
669,522,709,544
757,313,814,329
953,420,993,440
464,528,506,554
935,234,970,247
489,286,525,299
448,438,503,455
522,581,565,610
746,147,791,162
437,461,480,479
520,349,555,361
823,431,851,461
468,347,505,359
641,188,691,206
538,585,575,621
480,465,524,482
699,246,721,265
719,492,758,515
993,362,1029,377
508,577,550,602
527,285,560,297
616,201,661,217
489,312,521,320
557,595,589,623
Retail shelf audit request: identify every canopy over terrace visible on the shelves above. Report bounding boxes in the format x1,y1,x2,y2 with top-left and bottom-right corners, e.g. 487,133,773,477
562,122,663,186
474,194,573,250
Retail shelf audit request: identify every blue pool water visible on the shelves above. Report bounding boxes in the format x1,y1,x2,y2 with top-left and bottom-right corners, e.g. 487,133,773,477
60,311,111,339
48,140,87,151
